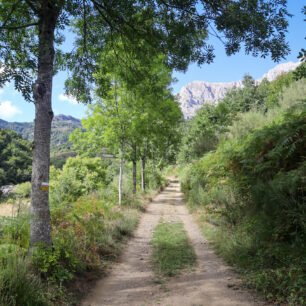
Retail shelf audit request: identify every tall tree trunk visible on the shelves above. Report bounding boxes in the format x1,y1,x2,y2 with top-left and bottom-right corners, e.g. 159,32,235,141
29,5,58,249
132,144,137,194
152,149,156,176
141,156,146,191
141,140,148,192
119,140,123,205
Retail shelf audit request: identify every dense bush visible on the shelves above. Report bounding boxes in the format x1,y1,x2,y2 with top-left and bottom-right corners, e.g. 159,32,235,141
178,103,231,163
50,151,77,169
222,74,269,112
180,76,306,304
49,156,108,208
264,70,295,108
14,182,31,198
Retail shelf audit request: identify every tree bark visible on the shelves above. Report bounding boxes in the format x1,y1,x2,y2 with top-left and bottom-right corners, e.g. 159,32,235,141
152,149,156,176
119,140,123,205
132,144,137,194
29,4,58,249
141,154,146,191
141,140,148,192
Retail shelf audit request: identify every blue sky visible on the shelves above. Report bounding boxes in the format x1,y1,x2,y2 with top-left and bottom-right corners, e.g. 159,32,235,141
0,1,305,122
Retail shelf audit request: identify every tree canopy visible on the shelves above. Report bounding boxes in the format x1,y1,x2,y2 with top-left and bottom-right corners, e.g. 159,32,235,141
0,0,291,103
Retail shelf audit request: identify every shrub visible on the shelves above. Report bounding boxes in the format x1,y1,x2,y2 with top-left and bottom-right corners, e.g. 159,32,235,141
14,182,31,198
32,243,76,284
147,171,166,190
264,71,295,108
50,190,141,273
227,111,267,139
49,156,109,208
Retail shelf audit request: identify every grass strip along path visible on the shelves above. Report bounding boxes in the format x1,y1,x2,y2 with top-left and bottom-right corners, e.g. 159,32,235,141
152,221,196,277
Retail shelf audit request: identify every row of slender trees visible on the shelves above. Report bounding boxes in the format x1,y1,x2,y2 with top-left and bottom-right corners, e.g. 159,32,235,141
70,43,182,203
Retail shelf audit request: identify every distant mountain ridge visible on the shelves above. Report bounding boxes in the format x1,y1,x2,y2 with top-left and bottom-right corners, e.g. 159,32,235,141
53,114,81,122
178,61,300,119
0,114,81,150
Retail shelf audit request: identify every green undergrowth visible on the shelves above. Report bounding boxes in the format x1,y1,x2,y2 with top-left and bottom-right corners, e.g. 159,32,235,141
197,214,305,305
0,156,167,305
151,221,196,277
0,255,49,306
179,78,306,304
0,193,141,305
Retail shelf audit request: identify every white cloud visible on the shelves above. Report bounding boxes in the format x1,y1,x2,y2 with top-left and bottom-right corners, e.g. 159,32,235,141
58,93,78,105
0,88,3,94
0,101,22,120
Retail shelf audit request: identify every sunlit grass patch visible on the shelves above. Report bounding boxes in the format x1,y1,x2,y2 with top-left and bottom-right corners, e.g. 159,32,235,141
152,221,196,277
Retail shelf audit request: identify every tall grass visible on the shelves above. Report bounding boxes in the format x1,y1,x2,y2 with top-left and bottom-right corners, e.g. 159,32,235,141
0,255,47,306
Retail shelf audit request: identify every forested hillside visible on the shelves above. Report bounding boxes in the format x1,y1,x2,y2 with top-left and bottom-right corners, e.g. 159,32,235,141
0,115,81,169
0,115,81,151
179,64,306,304
0,129,32,186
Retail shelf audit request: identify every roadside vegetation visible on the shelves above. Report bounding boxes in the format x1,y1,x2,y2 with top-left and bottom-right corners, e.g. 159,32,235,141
179,65,306,305
152,221,196,277
0,155,167,305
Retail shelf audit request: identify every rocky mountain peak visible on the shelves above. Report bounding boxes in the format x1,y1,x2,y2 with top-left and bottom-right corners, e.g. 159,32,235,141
258,61,300,82
178,61,300,119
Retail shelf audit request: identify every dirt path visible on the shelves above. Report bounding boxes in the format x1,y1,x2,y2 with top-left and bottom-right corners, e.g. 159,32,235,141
82,180,265,306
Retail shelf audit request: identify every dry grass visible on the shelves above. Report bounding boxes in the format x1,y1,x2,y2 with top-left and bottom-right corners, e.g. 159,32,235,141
0,200,30,217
